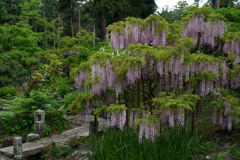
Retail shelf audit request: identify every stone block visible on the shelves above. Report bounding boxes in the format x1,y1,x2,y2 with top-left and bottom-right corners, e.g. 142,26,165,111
14,155,23,160
0,114,6,117
34,110,45,134
27,133,40,142
2,108,8,111
13,137,22,156
0,155,12,160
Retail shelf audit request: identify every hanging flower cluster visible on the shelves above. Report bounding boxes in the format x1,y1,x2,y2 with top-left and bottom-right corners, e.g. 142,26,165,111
211,100,234,132
75,42,228,99
107,15,167,50
63,50,78,56
127,65,141,84
62,45,85,56
91,63,108,95
223,33,240,57
68,92,93,125
230,76,240,89
196,70,217,97
176,108,185,126
129,109,141,127
158,53,220,97
105,104,127,131
76,106,92,125
227,52,240,89
75,62,90,91
75,70,89,91
135,115,159,142
211,88,240,132
153,92,200,128
182,7,226,48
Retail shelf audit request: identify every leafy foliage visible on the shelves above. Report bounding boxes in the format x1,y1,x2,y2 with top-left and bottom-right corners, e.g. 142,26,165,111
0,24,41,53
0,87,17,97
56,77,70,97
153,92,201,111
68,92,92,114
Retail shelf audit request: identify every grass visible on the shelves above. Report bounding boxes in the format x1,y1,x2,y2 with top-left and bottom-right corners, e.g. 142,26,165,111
92,127,195,160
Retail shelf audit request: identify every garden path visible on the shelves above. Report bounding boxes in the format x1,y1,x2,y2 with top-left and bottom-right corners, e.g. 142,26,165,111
0,117,107,159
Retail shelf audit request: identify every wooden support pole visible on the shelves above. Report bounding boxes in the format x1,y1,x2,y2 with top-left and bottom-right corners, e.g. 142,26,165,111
137,80,140,108
191,110,195,136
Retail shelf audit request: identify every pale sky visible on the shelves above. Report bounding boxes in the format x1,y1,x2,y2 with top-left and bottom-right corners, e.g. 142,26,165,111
155,0,206,11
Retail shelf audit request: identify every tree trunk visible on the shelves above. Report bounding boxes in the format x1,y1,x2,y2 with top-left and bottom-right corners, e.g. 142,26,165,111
95,0,106,40
196,101,199,117
89,115,99,142
94,115,98,135
132,87,135,108
197,32,202,51
78,6,81,33
43,0,47,46
141,77,145,103
53,30,56,48
118,94,121,104
100,13,106,40
199,98,202,112
93,23,96,46
124,90,129,128
213,0,220,9
148,79,152,105
58,12,61,48
106,31,109,41
156,75,160,94
137,80,140,108
70,15,74,37
58,12,61,30
191,110,195,136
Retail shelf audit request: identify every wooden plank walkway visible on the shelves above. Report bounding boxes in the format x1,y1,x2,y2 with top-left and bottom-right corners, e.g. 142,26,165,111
0,117,106,159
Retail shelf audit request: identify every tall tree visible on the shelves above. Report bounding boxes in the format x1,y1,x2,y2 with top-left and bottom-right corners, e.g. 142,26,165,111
158,1,188,23
213,0,219,9
0,0,25,24
93,0,157,40
94,0,106,40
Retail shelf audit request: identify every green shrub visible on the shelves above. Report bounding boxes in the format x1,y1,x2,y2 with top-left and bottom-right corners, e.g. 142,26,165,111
29,90,49,106
0,87,17,97
67,136,87,148
56,77,70,97
230,145,240,160
43,124,52,136
0,116,33,134
46,109,69,134
64,91,78,108
52,145,72,158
